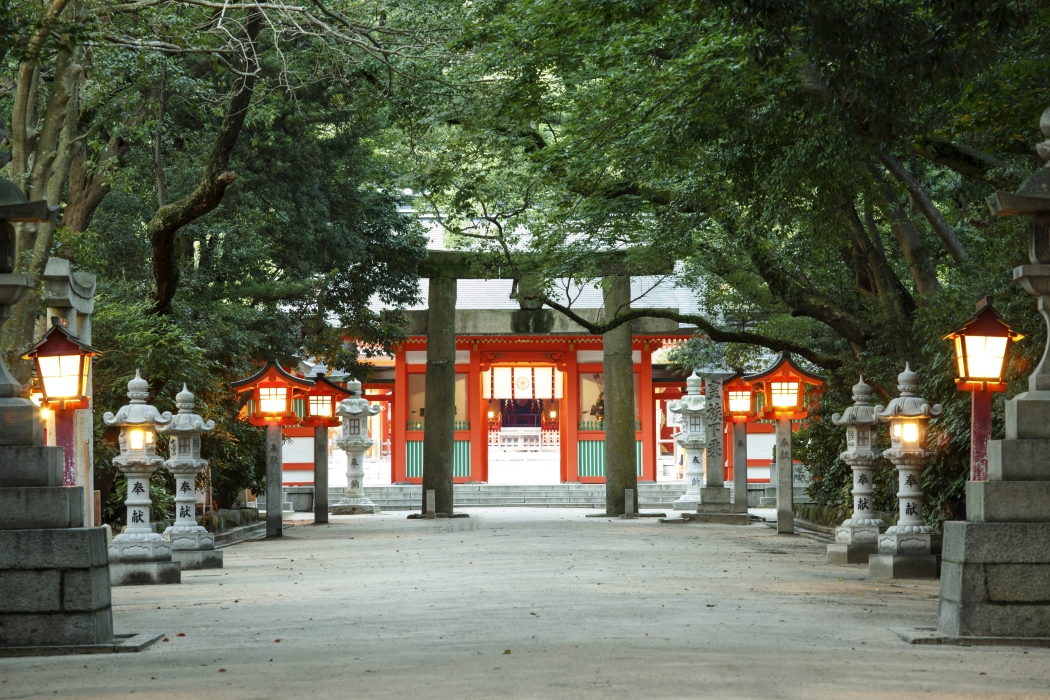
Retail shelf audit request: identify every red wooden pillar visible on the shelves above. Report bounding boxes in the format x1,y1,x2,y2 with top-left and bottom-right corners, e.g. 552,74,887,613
391,345,407,483
563,342,579,482
638,341,656,481
469,343,486,482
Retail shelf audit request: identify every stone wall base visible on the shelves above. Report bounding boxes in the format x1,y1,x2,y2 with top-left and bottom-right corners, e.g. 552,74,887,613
868,553,939,579
331,503,380,515
827,542,878,565
170,549,223,570
682,512,749,525
109,561,181,586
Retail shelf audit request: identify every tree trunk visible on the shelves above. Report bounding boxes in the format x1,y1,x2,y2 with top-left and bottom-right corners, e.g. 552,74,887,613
603,275,636,515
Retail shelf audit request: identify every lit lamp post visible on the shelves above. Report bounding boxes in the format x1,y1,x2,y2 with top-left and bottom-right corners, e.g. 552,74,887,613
103,370,181,585
724,374,758,515
669,372,706,511
22,317,95,487
301,373,351,523
232,359,313,537
747,352,824,534
332,379,381,515
828,377,885,564
943,297,1022,481
870,364,942,579
923,106,1050,639
158,384,221,570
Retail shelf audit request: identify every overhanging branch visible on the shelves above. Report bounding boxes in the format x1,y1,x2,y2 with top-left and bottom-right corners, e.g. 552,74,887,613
540,296,843,370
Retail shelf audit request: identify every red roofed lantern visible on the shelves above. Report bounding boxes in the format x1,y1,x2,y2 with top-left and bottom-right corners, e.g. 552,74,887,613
22,317,96,410
231,358,314,427
943,297,1023,480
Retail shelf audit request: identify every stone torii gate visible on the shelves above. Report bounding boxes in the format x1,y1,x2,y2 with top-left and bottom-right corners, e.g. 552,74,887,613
412,251,672,517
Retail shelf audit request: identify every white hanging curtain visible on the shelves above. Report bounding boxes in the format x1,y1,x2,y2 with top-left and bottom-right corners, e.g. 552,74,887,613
492,367,513,398
482,366,563,400
533,367,553,399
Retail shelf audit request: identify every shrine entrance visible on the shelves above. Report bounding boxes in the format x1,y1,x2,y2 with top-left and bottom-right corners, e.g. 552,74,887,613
484,365,562,484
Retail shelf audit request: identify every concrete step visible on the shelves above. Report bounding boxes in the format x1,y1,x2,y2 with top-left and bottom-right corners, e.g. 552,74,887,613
314,483,691,510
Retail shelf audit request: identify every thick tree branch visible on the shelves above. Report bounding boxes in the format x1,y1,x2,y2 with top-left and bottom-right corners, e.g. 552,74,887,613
912,137,1014,190
866,162,940,300
540,296,843,370
877,150,968,264
744,231,876,348
146,9,263,315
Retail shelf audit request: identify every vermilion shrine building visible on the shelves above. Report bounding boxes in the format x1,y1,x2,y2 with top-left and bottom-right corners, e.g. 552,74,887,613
279,277,780,491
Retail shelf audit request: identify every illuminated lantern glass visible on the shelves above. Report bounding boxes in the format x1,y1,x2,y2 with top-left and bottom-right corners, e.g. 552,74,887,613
550,410,557,419
309,395,333,417
129,429,145,450
770,382,799,408
961,335,1009,380
259,387,287,415
901,422,920,444
37,354,88,399
728,390,752,413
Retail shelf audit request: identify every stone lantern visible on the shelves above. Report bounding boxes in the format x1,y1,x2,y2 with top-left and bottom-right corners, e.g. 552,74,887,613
670,372,706,510
104,370,181,585
159,384,221,569
870,363,942,579
332,379,381,514
828,377,886,564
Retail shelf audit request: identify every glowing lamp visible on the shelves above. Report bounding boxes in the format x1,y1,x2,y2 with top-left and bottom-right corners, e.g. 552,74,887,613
232,359,315,427
22,317,96,410
746,352,824,420
301,374,352,428
488,410,495,419
550,410,557,419
944,297,1022,390
770,382,800,409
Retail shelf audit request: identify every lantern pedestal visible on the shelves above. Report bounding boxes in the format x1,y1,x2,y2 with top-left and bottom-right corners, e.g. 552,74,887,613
829,378,887,565
671,437,705,510
104,372,180,586
331,382,381,515
669,373,707,511
108,463,182,587
161,385,220,570
935,391,1050,639
0,274,117,651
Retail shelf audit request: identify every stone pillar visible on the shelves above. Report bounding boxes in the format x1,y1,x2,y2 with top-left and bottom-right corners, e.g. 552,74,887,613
265,421,283,537
0,270,115,650
161,385,221,570
775,417,794,534
104,371,181,585
603,274,636,515
689,370,741,523
422,276,456,516
870,364,941,579
732,422,748,513
333,380,380,515
314,425,329,523
827,377,885,564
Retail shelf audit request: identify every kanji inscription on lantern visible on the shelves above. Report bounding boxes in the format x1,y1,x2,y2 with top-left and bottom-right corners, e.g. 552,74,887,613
131,510,144,523
131,481,145,494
